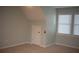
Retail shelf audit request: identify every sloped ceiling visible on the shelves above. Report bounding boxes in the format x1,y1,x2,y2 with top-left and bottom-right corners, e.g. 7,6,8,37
21,6,71,21
21,6,45,21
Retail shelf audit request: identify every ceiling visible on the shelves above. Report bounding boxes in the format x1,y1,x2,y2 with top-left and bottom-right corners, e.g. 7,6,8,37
21,6,73,21
21,6,45,21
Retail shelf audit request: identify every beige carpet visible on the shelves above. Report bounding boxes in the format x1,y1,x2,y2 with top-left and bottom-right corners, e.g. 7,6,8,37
0,44,79,53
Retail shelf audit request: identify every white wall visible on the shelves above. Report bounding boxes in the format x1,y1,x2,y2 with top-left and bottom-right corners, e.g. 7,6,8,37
0,7,31,48
0,6,46,48
41,7,56,47
0,7,4,47
56,34,79,49
0,6,57,48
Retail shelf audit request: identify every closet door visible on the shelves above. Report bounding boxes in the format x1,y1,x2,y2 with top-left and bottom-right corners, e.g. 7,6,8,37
32,25,42,46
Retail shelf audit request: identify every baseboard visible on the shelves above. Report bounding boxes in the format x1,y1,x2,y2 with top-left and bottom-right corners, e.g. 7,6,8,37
0,41,30,49
0,42,55,49
31,42,55,48
56,43,79,49
31,42,45,48
0,41,46,49
44,42,55,48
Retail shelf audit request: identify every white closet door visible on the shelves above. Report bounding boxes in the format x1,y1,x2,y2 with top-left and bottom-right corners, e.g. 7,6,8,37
32,25,42,46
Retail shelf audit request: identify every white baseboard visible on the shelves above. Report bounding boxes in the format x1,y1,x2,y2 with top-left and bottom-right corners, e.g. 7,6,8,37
0,41,46,49
31,42,45,48
0,41,30,49
0,41,56,49
31,42,55,48
56,43,79,49
44,42,55,48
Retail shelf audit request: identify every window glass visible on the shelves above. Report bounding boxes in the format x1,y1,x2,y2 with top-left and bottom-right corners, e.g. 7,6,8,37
58,25,70,34
58,15,71,24
74,15,79,24
58,15,71,34
73,15,79,35
74,25,79,35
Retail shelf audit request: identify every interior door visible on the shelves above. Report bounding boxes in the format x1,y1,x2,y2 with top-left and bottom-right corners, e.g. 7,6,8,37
32,25,42,45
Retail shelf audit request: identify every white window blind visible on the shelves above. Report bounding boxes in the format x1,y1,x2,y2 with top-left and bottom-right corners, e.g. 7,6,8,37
73,15,79,35
58,15,71,34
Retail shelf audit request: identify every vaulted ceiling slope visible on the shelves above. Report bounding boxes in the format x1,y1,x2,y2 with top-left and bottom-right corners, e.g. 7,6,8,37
21,6,45,21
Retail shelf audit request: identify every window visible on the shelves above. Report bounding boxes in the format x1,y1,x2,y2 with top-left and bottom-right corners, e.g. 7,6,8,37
58,15,72,34
73,15,79,35
57,8,79,35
